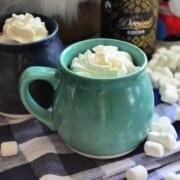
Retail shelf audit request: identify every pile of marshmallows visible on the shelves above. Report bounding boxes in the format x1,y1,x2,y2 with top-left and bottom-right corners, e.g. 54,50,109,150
125,45,180,180
125,108,180,180
147,45,180,104
144,116,178,158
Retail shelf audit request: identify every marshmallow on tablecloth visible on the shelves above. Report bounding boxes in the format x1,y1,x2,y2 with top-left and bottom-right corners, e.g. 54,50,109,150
149,71,180,90
178,89,180,96
159,83,177,94
1,141,18,157
158,133,176,150
125,165,148,180
156,47,167,54
159,116,177,138
155,67,174,78
154,49,179,71
165,172,180,180
147,132,176,150
160,90,179,104
175,107,180,121
144,116,178,157
150,117,177,139
147,45,180,105
159,83,179,104
148,71,162,89
175,72,180,81
148,59,159,70
150,122,162,132
170,45,180,53
159,116,172,125
144,141,165,158
161,123,178,139
147,131,160,141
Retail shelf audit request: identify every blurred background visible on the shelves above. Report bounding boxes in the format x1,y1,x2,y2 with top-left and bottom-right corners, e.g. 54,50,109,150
54,0,180,45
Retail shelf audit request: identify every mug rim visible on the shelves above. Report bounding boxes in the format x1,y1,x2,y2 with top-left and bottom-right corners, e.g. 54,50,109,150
60,38,148,81
0,12,59,47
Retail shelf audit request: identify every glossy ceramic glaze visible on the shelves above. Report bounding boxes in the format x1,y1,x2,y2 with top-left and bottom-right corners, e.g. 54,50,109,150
0,13,63,114
19,38,154,158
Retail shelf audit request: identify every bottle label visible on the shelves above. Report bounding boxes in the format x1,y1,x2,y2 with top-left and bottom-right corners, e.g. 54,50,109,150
117,14,153,36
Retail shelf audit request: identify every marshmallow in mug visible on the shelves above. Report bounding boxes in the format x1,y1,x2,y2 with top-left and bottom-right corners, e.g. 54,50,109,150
0,13,48,44
70,45,139,79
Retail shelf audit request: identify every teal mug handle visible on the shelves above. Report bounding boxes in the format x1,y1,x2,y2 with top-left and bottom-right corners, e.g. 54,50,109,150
19,66,59,131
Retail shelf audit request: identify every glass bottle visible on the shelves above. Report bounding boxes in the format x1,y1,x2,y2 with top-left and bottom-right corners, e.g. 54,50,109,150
101,0,159,59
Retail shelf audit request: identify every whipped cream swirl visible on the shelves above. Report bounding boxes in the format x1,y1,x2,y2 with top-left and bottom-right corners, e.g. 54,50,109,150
70,45,139,79
0,13,48,44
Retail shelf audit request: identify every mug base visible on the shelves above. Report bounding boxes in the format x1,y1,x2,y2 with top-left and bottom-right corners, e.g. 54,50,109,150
67,145,136,159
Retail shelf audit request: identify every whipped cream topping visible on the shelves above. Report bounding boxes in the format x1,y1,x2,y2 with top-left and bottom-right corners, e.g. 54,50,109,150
0,13,48,44
70,45,138,79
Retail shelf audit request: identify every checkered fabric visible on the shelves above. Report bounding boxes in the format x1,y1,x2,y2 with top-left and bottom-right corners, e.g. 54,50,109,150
0,103,179,180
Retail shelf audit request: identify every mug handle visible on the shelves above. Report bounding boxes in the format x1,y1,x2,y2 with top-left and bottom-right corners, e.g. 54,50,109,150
19,66,59,131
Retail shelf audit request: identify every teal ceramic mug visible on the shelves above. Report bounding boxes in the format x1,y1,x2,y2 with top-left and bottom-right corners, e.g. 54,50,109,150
19,38,154,159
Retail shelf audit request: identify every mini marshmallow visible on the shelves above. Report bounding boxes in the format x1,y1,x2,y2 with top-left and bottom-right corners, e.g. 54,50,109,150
159,83,177,94
157,55,169,67
175,107,180,121
150,122,162,132
159,116,172,125
165,172,180,180
159,88,178,104
155,67,173,78
169,78,180,88
146,67,153,74
149,72,162,89
168,59,179,72
177,89,180,96
159,76,180,88
163,67,174,78
152,52,163,59
175,72,180,81
144,141,164,158
150,116,177,138
147,132,176,150
157,133,177,150
125,165,148,180
147,59,158,70
152,78,160,89
147,131,160,141
1,141,18,157
156,47,168,54
166,49,177,56
170,45,180,53
148,45,180,105
161,124,178,139
164,51,179,70
160,90,179,104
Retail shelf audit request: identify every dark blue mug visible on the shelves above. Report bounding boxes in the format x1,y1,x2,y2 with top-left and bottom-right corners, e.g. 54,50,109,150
0,13,64,114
